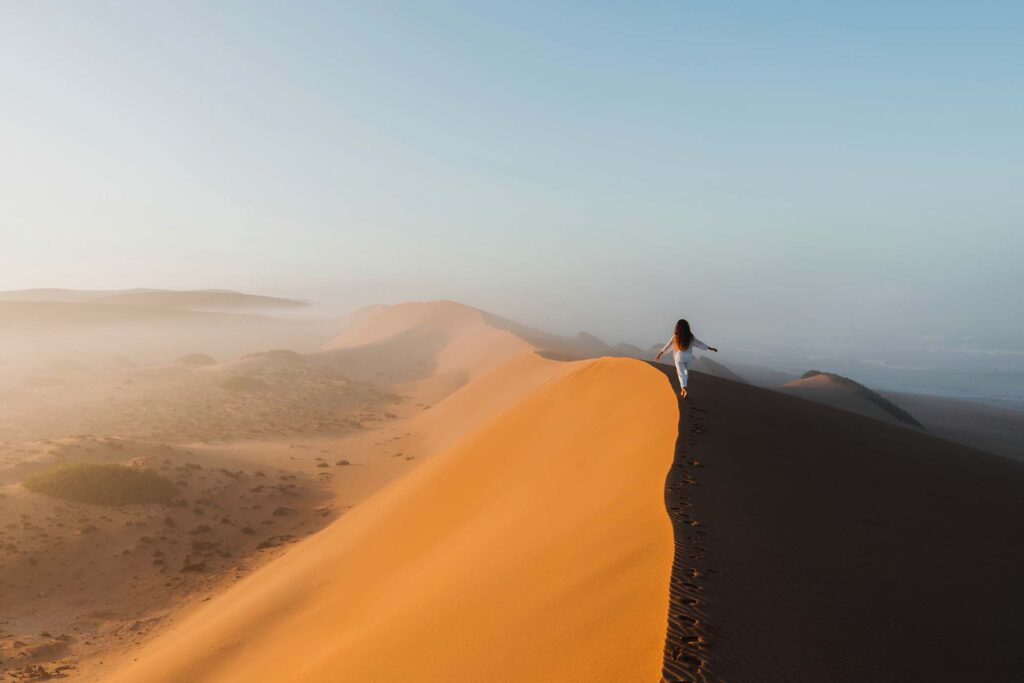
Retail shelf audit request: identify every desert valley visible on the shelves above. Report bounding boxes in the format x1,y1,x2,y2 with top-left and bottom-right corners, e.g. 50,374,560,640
0,290,1021,682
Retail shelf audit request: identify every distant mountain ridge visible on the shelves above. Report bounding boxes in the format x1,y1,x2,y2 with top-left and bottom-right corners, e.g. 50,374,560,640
0,288,306,310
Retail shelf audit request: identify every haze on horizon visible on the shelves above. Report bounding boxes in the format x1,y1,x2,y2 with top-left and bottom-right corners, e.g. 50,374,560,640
3,8,1024,678
2,2,1022,372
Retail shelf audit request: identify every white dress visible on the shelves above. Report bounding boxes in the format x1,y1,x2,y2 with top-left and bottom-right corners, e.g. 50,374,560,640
658,336,709,388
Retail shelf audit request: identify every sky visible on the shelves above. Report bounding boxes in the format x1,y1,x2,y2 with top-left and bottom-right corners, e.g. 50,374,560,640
1,1,1022,356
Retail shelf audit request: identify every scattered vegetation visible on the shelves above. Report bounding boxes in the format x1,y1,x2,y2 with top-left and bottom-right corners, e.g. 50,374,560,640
221,375,269,392
801,370,923,428
176,353,217,366
23,463,177,506
240,349,305,366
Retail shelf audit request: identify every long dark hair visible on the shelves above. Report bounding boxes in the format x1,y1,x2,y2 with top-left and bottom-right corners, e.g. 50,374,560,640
673,319,693,351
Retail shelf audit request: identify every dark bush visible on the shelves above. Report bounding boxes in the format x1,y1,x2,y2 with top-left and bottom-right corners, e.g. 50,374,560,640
23,463,177,506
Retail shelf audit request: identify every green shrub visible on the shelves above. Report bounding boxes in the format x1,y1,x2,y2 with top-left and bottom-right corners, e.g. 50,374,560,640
23,463,177,506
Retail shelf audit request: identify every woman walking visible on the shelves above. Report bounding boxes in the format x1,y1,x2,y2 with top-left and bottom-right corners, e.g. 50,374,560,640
655,319,718,398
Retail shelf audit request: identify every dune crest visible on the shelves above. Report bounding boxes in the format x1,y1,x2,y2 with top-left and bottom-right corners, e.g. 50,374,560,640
101,357,679,682
323,301,532,372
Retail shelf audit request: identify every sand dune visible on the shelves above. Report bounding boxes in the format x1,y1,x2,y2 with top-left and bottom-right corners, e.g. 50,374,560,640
6,299,681,680
654,366,1024,681
100,357,678,682
315,301,536,401
735,361,1021,461
320,301,664,380
8,298,1021,682
781,370,922,428
322,301,535,374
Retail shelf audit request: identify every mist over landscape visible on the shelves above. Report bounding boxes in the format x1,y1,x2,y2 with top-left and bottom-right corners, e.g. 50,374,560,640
4,3,1021,409
1,3,1022,682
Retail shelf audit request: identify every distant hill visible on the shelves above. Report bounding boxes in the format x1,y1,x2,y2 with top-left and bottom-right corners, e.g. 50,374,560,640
573,332,610,355
95,289,306,310
0,288,112,303
0,301,240,325
0,288,306,310
609,342,647,358
783,370,923,428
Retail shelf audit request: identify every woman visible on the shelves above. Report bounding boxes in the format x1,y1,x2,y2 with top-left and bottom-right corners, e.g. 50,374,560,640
655,319,718,398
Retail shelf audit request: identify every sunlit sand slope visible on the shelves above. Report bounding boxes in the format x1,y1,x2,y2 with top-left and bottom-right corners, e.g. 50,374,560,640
321,300,533,378
314,301,535,401
104,357,678,682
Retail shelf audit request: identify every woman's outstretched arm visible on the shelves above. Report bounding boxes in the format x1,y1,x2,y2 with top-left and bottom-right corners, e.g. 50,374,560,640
692,337,719,353
654,338,674,361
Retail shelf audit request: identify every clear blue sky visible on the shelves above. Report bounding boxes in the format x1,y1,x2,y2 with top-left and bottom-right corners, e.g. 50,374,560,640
2,1,1022,349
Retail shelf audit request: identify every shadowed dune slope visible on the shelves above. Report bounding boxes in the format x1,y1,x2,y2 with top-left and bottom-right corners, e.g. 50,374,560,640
103,357,679,683
658,368,1024,682
883,390,1024,463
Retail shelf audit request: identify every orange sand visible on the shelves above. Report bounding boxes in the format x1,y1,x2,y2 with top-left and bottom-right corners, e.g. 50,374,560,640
102,356,678,682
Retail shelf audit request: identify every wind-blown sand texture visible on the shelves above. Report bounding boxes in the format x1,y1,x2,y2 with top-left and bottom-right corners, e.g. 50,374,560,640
655,367,1024,681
